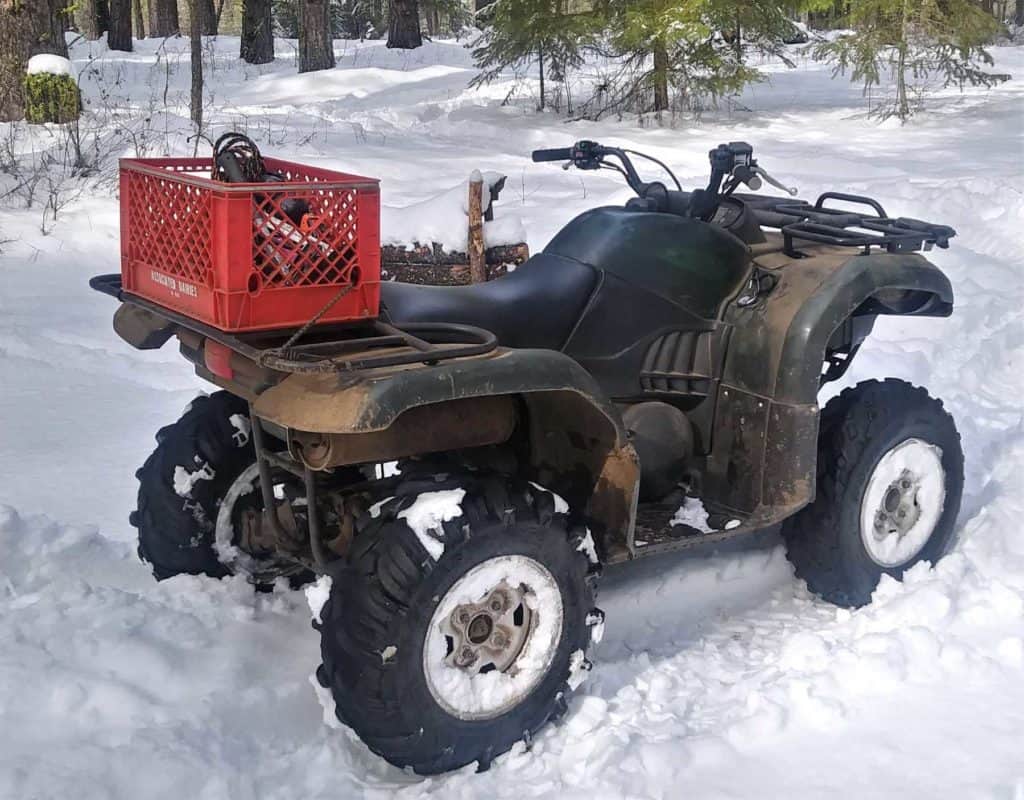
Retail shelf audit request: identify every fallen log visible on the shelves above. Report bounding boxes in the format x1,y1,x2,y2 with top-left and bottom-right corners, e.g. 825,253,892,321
381,243,530,285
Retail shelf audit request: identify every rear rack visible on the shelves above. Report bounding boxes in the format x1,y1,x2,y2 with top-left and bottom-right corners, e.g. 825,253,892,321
750,192,955,257
89,274,497,374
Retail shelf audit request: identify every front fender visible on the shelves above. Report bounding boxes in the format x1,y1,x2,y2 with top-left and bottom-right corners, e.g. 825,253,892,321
723,251,953,405
702,250,953,519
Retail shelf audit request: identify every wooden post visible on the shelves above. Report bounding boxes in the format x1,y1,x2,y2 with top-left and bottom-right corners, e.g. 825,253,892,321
468,170,486,284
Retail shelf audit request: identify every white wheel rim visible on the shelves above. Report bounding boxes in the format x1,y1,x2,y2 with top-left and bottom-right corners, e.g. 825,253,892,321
423,555,563,721
859,438,946,568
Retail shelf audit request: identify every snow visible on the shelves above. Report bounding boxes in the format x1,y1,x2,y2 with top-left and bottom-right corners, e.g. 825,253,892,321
26,54,74,78
396,488,466,559
1,33,1023,800
566,649,591,690
368,495,395,518
228,413,251,447
576,528,599,565
305,575,332,624
529,480,571,513
671,496,715,533
380,170,526,251
172,460,215,497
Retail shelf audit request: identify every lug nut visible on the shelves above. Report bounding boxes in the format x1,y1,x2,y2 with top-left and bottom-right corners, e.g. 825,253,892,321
491,631,507,648
457,610,471,625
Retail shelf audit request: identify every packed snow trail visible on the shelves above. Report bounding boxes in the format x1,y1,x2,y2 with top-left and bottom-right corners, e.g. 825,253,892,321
1,37,1022,800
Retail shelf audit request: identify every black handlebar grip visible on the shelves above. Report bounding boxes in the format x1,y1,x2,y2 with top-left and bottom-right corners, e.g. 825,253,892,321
532,147,574,163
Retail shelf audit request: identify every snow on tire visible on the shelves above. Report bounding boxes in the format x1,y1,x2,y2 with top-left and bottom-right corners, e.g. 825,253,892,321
782,378,964,608
316,473,601,775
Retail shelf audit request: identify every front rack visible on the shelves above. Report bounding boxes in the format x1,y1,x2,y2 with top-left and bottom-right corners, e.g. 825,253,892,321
89,274,498,374
748,191,956,257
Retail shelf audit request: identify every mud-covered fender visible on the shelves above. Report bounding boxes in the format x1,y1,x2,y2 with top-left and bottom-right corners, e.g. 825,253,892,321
722,251,953,405
702,251,953,520
253,348,640,553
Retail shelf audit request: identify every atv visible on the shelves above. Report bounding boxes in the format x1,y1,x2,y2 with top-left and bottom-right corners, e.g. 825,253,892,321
91,138,963,775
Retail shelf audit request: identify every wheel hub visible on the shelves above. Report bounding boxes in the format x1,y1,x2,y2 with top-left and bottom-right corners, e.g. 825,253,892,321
860,438,946,568
441,580,533,675
873,469,923,540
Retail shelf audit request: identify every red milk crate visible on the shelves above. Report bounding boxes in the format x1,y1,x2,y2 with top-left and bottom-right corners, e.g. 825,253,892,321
119,157,381,332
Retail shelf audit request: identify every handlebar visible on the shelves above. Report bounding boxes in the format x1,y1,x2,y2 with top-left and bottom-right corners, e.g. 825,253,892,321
531,147,574,163
530,139,797,221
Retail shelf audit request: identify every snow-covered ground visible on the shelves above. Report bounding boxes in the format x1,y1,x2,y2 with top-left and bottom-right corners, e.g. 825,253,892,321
1,36,1023,800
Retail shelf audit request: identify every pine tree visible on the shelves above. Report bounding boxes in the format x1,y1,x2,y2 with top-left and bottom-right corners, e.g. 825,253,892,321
242,0,275,63
149,0,179,37
606,0,807,115
298,0,335,72
471,0,596,111
76,0,104,40
387,0,422,48
198,0,218,35
815,0,1007,120
109,0,133,50
188,0,203,128
132,0,146,38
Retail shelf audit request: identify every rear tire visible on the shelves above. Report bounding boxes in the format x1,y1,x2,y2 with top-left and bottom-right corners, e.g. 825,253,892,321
317,472,602,774
782,379,964,608
132,391,311,585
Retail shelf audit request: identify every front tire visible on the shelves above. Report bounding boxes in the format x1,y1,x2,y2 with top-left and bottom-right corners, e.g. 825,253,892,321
317,473,602,774
782,379,964,608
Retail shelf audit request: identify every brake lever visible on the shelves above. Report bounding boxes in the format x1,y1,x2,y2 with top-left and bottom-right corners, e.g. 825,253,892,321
753,165,798,196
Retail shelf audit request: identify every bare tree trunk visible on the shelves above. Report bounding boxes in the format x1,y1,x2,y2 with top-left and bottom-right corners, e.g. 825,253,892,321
652,38,669,112
77,0,102,39
467,172,486,284
132,0,146,38
198,0,218,34
0,0,70,122
149,0,179,37
425,6,440,36
298,0,335,72
188,0,203,129
98,0,110,34
109,0,134,50
241,0,274,63
1016,0,1023,25
387,0,422,49
537,45,545,110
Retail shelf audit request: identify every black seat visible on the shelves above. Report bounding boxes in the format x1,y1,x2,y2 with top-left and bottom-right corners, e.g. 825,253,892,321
380,253,598,350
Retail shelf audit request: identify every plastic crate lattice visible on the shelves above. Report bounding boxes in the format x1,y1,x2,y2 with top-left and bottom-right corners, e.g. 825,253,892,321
119,157,381,332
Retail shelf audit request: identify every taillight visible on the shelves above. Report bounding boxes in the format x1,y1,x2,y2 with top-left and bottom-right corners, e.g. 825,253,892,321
204,339,234,380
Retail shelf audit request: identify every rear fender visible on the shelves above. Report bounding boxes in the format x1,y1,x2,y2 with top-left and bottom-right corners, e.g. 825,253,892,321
252,348,640,556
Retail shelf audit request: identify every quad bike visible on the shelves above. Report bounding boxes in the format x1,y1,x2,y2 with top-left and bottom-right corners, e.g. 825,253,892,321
91,139,963,775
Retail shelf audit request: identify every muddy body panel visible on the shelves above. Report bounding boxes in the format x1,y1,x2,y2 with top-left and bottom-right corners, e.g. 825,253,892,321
692,246,954,527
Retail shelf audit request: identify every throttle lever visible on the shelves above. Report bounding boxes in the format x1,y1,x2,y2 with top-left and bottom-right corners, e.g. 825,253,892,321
753,165,798,196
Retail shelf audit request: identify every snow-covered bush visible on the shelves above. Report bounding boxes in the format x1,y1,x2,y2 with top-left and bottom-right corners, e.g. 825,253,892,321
24,55,79,125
